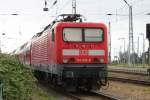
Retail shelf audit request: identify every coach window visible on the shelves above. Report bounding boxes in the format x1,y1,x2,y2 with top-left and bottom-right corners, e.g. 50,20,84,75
52,29,55,41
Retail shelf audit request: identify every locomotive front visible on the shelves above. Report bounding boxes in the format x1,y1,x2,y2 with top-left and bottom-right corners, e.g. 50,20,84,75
55,22,108,90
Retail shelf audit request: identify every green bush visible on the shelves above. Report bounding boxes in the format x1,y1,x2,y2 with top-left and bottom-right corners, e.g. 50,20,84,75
0,54,36,100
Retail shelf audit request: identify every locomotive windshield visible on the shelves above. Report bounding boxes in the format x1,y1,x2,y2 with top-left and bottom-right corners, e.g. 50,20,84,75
63,28,103,42
63,28,82,42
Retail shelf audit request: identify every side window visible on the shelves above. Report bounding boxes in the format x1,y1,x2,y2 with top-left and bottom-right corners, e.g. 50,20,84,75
52,29,55,42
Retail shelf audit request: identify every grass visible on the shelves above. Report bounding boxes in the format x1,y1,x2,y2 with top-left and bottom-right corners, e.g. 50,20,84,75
107,81,150,100
29,85,58,100
143,88,150,94
125,84,150,94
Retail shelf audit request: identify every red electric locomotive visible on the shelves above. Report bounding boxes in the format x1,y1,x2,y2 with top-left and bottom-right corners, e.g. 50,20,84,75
16,14,108,90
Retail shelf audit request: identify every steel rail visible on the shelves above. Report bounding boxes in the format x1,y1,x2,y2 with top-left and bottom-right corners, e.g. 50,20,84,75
90,91,120,100
108,70,147,76
109,77,150,86
39,81,119,100
68,91,119,100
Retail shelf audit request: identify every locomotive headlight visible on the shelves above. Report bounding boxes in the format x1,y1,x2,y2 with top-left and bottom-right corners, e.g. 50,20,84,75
99,58,104,63
63,58,69,63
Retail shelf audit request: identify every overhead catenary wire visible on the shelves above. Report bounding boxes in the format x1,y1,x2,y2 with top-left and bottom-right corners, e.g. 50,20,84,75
44,0,73,16
102,0,147,21
58,0,72,14
42,0,149,25
43,0,148,23
43,0,58,11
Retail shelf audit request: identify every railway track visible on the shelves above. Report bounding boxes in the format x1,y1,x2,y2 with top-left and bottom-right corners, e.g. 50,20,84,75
108,70,150,86
66,91,119,100
108,66,148,76
108,66,150,86
37,66,150,100
39,81,120,100
108,77,150,86
108,70,147,76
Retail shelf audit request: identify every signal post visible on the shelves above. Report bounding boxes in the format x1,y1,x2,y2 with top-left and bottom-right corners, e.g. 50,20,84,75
146,24,150,76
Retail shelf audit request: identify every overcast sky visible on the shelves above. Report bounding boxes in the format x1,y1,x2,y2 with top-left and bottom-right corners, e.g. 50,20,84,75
0,0,150,59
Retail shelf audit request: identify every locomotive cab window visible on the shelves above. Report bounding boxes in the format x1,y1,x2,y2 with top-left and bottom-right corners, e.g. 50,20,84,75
85,29,103,42
63,28,104,42
63,28,82,42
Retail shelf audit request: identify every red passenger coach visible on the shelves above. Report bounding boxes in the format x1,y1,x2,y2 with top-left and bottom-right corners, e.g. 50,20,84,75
18,14,108,90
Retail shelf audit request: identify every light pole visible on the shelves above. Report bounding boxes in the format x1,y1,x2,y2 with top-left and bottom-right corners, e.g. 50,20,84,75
119,45,122,63
118,37,126,53
72,0,76,14
137,36,140,64
114,48,116,62
140,33,145,66
118,37,126,64
106,14,112,64
108,22,111,64
137,37,139,57
122,0,134,67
